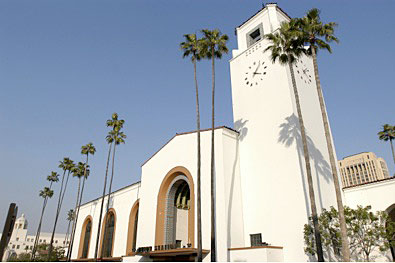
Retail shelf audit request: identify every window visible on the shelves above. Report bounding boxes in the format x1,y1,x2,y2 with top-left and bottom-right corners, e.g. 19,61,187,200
16,245,20,249
101,212,115,257
12,245,15,249
40,239,42,243
25,246,29,250
30,246,33,249
247,24,264,47
250,233,262,246
81,220,92,259
16,238,19,241
55,240,58,243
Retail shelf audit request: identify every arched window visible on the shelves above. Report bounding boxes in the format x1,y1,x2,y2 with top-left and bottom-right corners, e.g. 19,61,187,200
126,200,139,255
77,216,93,259
101,211,116,258
81,220,92,258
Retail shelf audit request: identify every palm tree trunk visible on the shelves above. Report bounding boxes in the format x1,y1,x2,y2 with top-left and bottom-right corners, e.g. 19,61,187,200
68,155,89,261
193,58,203,262
311,47,350,261
210,47,217,262
67,177,81,260
48,170,68,260
289,62,324,261
102,143,117,258
32,194,49,259
64,220,71,250
94,143,113,261
390,139,395,166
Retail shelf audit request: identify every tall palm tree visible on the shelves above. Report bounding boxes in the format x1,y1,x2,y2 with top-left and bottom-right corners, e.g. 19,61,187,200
102,115,126,258
67,143,96,261
264,21,324,261
48,158,75,260
200,29,228,262
31,172,57,260
64,209,75,253
94,113,123,260
180,33,203,261
66,162,85,260
295,8,350,261
378,124,395,166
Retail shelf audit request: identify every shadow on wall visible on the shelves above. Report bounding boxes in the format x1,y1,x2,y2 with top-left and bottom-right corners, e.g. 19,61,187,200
226,118,248,261
234,119,248,141
278,114,332,213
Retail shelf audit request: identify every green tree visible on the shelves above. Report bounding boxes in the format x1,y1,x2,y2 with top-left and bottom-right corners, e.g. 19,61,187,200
304,206,395,262
67,143,95,261
265,20,324,261
295,8,350,261
34,243,65,262
378,124,395,167
200,29,228,262
94,113,125,260
180,33,203,261
31,172,58,260
47,158,75,260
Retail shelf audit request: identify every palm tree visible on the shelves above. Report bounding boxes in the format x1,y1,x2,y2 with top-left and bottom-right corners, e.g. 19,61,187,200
31,173,57,260
64,209,75,251
264,21,325,261
200,29,228,262
378,124,395,166
94,113,123,260
180,33,203,261
66,162,85,260
294,8,350,261
48,158,75,260
102,115,126,258
67,143,96,261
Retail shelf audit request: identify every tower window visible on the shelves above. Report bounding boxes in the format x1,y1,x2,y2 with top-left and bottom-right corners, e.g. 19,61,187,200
250,233,263,246
247,24,264,48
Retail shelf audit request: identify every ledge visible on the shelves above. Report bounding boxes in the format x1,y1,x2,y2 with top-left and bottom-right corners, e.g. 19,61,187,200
228,245,283,251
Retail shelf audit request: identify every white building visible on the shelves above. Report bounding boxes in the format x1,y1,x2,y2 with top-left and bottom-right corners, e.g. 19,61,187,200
69,4,395,262
0,214,68,261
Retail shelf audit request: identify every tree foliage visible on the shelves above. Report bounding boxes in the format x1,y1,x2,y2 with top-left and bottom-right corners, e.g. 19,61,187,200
304,205,395,261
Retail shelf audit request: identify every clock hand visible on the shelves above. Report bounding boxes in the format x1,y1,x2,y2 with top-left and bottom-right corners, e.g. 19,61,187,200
254,60,261,74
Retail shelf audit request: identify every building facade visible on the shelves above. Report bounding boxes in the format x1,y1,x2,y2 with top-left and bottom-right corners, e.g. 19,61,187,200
68,4,395,262
0,214,68,261
338,152,390,187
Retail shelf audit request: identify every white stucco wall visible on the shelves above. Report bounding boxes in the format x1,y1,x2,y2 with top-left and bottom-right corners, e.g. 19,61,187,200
70,183,140,260
230,6,339,261
343,178,395,261
229,247,284,262
137,127,241,262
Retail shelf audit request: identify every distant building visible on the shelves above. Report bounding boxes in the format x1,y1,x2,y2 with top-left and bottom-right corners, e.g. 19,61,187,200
0,214,68,261
338,152,390,188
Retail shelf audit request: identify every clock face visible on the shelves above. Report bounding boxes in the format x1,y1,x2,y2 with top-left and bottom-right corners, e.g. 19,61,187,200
244,60,268,87
295,61,312,84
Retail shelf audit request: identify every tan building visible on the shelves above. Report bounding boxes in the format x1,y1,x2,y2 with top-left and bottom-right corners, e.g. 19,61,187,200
338,152,390,188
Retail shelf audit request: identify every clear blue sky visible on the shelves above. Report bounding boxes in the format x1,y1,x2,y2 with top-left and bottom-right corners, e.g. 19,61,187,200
0,0,394,234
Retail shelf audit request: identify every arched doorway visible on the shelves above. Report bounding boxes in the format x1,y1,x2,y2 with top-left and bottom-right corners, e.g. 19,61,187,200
99,209,116,258
126,200,139,255
164,179,190,248
155,166,195,248
386,204,395,261
77,216,93,259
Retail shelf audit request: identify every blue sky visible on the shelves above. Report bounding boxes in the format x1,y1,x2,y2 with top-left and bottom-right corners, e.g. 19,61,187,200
0,0,394,234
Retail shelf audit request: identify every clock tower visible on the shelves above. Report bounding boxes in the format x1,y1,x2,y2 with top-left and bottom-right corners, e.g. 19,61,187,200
229,4,339,261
